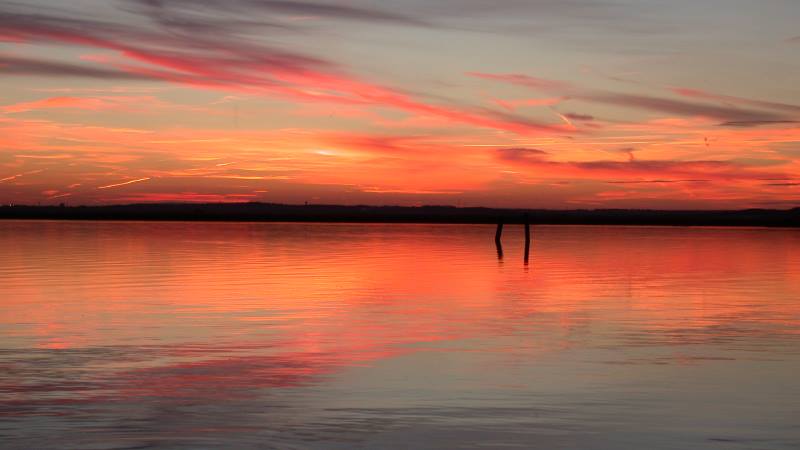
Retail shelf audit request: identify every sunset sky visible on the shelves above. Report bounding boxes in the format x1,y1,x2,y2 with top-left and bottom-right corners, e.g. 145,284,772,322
1,0,799,208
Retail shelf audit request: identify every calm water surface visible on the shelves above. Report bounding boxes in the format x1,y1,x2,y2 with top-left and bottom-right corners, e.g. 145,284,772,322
1,221,799,449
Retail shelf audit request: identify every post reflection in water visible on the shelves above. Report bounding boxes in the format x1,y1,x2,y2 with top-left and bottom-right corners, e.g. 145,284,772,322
1,221,799,449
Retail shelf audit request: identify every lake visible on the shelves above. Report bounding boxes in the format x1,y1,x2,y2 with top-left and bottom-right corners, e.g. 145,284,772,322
1,221,799,449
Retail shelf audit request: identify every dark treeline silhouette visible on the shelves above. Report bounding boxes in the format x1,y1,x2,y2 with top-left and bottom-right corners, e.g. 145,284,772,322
2,203,800,227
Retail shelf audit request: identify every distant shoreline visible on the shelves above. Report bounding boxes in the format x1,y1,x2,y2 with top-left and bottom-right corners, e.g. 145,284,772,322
1,203,799,228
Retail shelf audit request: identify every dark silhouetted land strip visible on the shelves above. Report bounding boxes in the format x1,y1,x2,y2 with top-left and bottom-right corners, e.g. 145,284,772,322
2,203,800,227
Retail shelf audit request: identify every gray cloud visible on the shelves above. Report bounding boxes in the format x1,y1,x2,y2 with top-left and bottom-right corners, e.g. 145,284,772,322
495,147,786,181
719,120,799,128
496,147,550,162
0,56,156,80
472,72,799,126
564,112,594,121
671,88,800,115
584,92,790,123
125,0,431,28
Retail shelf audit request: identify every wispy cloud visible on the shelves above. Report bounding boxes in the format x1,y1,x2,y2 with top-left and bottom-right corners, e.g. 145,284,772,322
1,95,174,114
0,169,45,183
564,112,594,121
471,72,800,127
125,0,432,28
670,87,800,115
0,55,155,80
469,72,571,90
97,177,151,190
0,3,561,135
496,147,550,161
718,120,799,128
584,92,790,123
495,147,787,182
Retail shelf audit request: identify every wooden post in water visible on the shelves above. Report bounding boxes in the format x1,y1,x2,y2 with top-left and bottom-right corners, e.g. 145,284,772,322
495,221,504,260
523,213,531,264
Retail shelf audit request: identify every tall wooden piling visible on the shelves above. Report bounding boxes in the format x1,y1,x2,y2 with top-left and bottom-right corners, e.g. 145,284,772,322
523,214,531,264
495,222,504,246
495,221,504,260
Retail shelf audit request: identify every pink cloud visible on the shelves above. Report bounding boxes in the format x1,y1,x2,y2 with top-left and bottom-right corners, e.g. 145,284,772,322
3,96,122,113
469,72,572,90
0,10,563,136
495,147,788,182
492,97,563,111
114,193,258,203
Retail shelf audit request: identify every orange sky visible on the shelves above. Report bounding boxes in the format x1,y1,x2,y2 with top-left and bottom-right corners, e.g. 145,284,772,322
1,0,799,208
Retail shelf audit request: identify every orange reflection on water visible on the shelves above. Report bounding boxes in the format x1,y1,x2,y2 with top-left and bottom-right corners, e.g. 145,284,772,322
1,222,800,405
